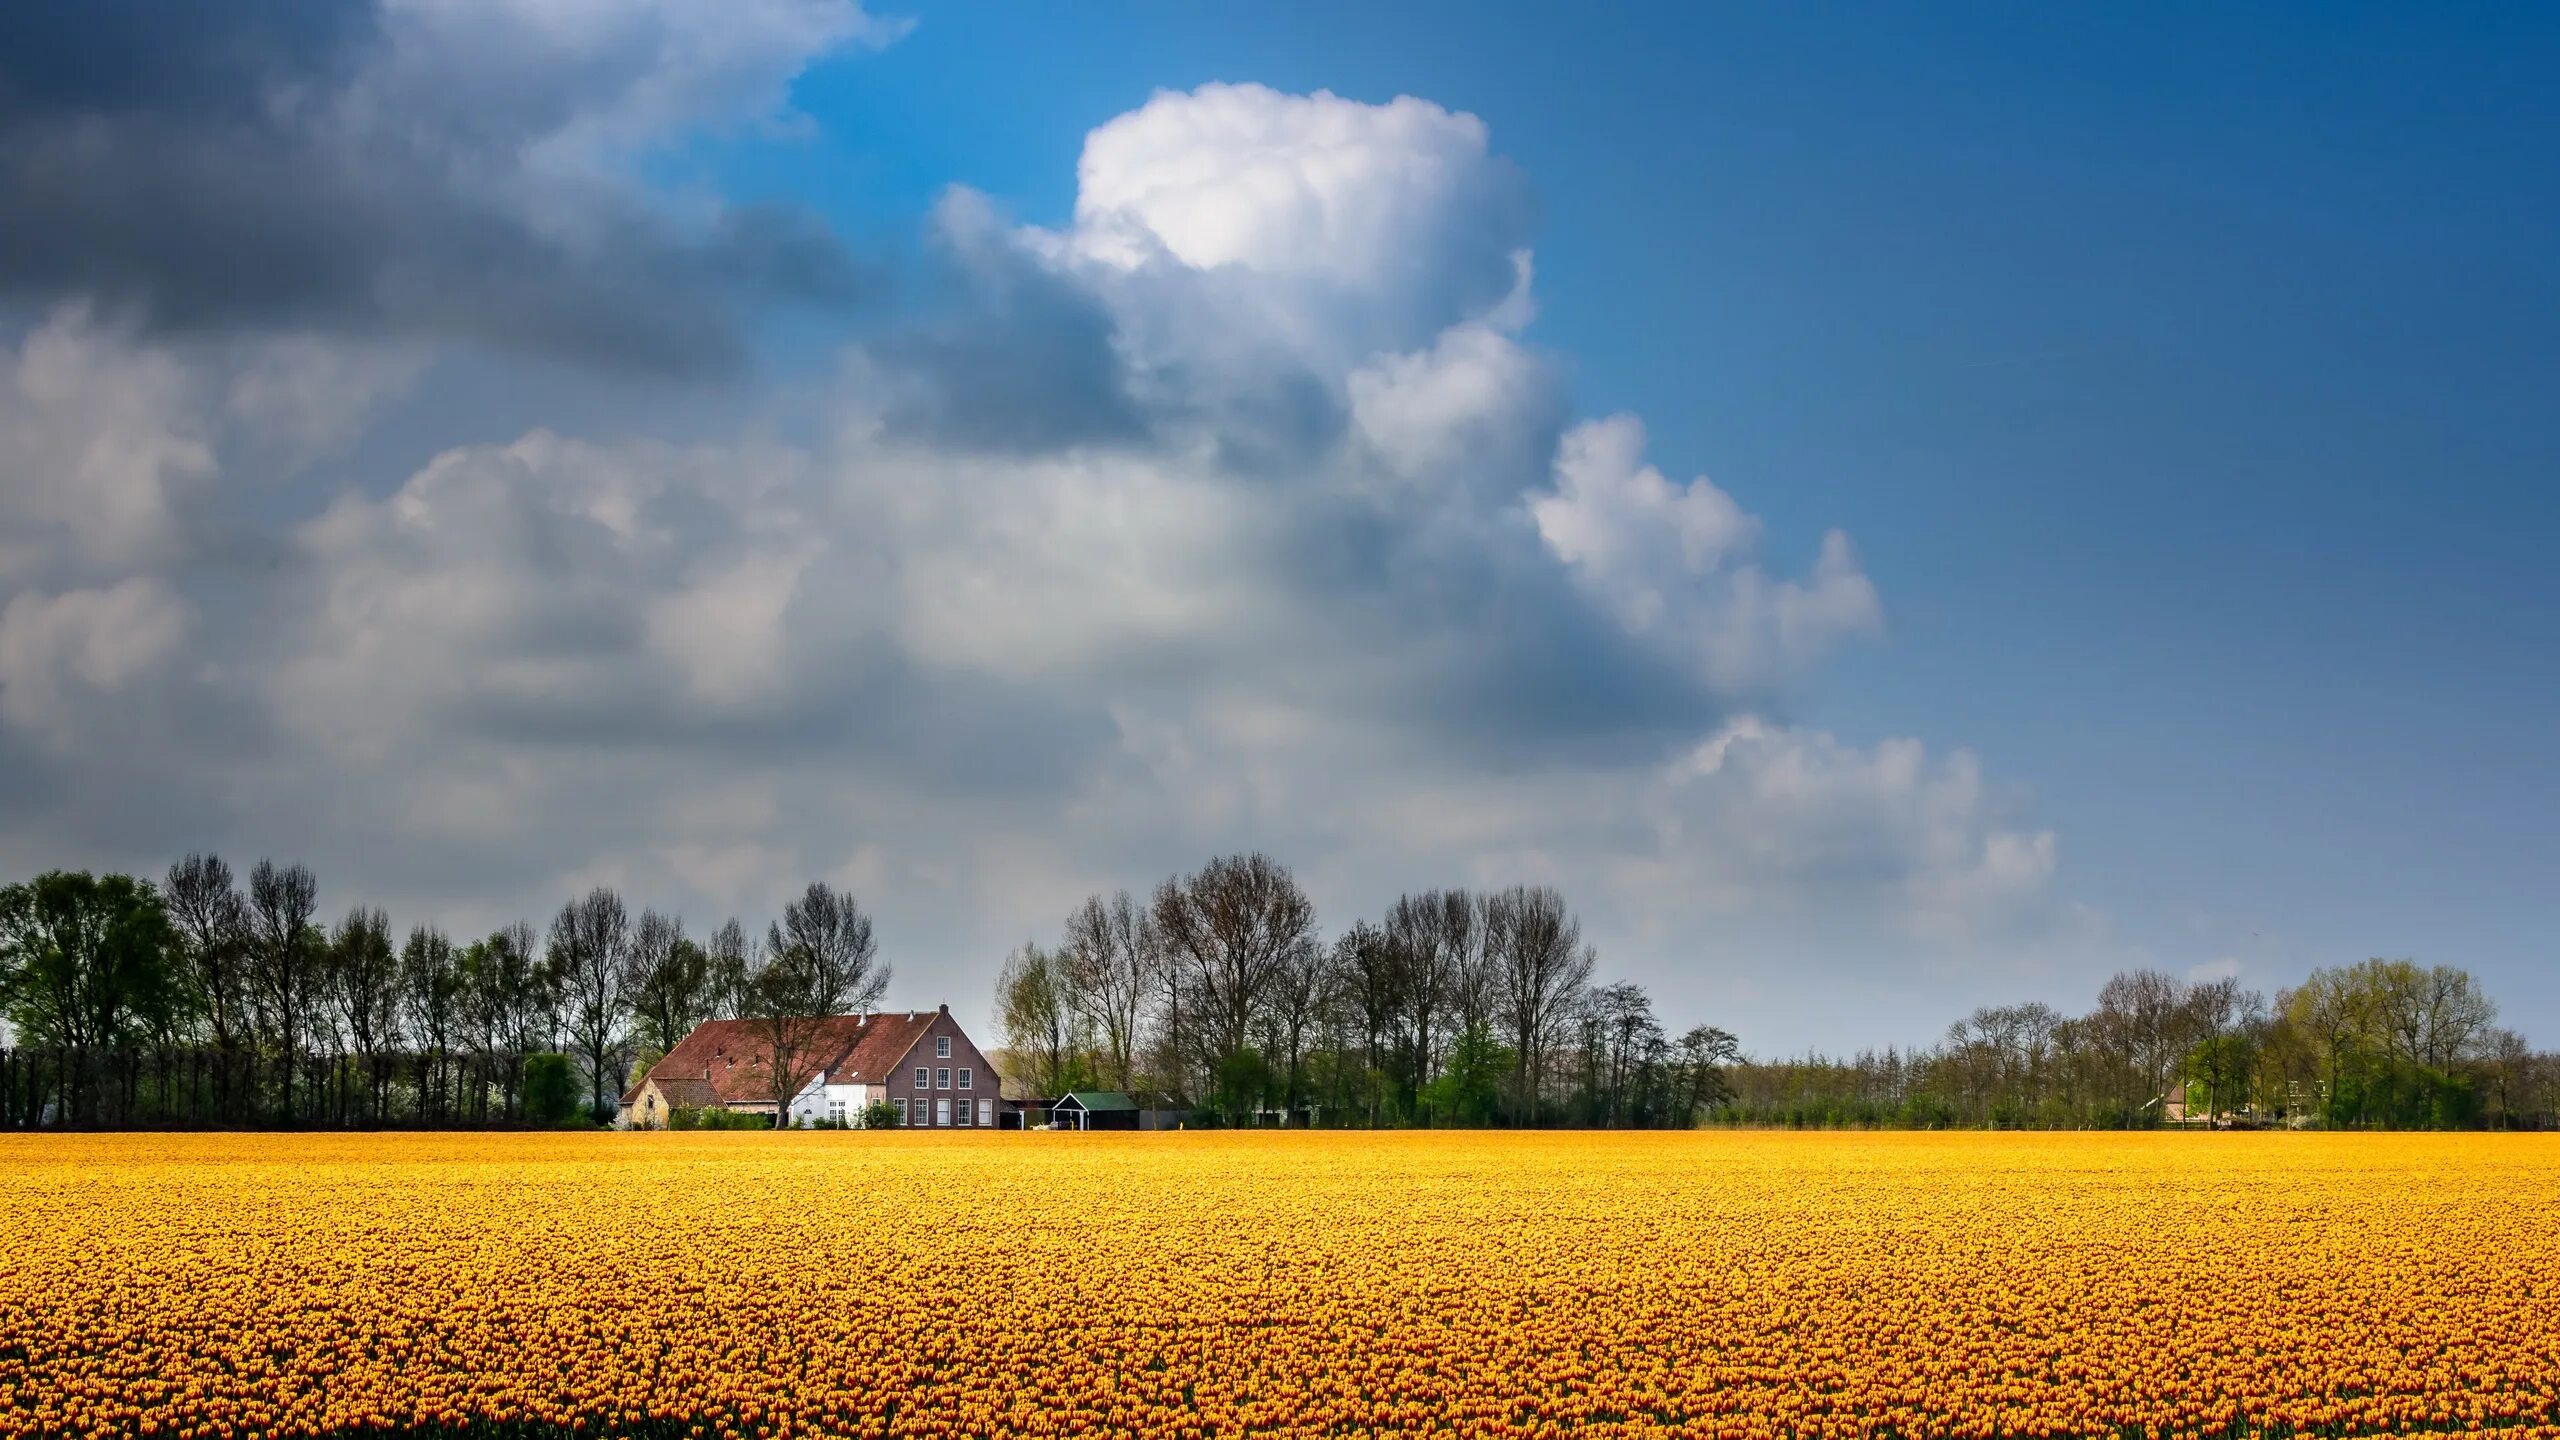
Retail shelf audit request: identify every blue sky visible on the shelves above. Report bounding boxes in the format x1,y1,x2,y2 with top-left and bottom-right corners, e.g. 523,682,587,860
760,2,2560,1027
1,2,2551,1049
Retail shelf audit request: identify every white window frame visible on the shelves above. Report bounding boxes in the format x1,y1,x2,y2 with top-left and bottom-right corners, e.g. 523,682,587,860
935,1035,952,1059
958,1067,972,1091
827,1100,847,1126
915,1066,929,1089
893,1096,908,1125
936,1066,951,1090
935,1098,951,1127
977,1098,993,1127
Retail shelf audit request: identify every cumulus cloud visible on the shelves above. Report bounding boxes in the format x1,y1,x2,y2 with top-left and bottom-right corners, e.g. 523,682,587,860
1534,415,1882,694
0,73,2069,1044
1649,719,2056,937
0,310,214,584
1064,84,1529,351
0,0,889,371
0,577,191,741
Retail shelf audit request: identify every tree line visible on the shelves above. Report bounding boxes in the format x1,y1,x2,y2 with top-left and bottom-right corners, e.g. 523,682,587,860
996,853,1736,1126
0,859,886,1128
6,850,2547,1131
1724,961,2557,1129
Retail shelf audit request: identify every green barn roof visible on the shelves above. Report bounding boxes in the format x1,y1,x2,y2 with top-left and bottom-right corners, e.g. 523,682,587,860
1056,1090,1138,1111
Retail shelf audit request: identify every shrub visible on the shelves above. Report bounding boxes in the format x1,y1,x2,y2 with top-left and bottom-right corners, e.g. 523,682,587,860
670,1105,772,1131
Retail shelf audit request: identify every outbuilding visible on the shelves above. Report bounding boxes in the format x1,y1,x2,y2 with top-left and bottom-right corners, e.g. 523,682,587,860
1049,1090,1140,1130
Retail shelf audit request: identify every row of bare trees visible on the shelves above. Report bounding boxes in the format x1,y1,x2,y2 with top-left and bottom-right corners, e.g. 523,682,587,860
996,854,1738,1126
0,856,885,1128
1725,961,2554,1129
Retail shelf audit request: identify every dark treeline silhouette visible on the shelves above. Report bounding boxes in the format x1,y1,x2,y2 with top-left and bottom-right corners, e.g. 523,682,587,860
0,857,882,1129
996,855,1736,1127
5,852,2549,1131
1002,858,2555,1130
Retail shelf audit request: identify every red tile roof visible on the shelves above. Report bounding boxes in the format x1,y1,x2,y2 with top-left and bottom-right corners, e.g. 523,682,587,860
642,1013,940,1107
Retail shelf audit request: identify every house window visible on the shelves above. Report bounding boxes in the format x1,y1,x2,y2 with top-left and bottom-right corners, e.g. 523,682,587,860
915,1066,929,1089
952,1099,970,1127
935,1036,952,1059
958,1067,973,1091
977,1098,993,1127
936,1067,951,1089
935,1098,951,1126
894,1097,908,1126
827,1100,847,1126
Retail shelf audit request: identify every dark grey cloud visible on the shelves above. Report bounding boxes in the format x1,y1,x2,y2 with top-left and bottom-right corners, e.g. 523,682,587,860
876,242,1148,454
0,0,862,374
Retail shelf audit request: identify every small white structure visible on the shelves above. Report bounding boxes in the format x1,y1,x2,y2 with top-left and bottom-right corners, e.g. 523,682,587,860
789,1070,890,1127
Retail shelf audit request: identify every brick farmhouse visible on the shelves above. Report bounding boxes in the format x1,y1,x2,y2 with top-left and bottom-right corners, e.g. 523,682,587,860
618,1005,1010,1129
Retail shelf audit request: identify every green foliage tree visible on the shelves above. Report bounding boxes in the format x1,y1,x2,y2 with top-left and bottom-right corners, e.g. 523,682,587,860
1421,1024,1512,1126
1209,1046,1275,1125
522,1052,583,1126
996,941,1096,1097
0,870,182,1124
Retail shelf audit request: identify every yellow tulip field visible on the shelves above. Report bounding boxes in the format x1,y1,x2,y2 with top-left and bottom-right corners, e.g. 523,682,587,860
4,1131,2555,1439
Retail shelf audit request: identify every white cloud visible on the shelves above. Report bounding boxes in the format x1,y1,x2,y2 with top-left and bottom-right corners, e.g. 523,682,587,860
1038,83,1532,371
0,311,215,585
1070,84,1514,291
1534,415,1882,693
0,578,192,741
1348,322,1558,496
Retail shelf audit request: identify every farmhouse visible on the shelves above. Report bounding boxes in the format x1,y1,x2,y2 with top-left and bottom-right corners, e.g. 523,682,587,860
619,1005,1010,1129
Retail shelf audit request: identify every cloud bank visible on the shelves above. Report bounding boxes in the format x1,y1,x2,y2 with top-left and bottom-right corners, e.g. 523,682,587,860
0,44,2065,1043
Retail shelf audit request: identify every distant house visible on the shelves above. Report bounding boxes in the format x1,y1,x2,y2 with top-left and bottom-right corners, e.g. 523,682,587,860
618,1004,1010,1129
2161,1082,2192,1125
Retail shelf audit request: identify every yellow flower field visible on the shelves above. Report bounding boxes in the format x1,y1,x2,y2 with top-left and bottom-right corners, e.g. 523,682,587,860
3,1132,2555,1440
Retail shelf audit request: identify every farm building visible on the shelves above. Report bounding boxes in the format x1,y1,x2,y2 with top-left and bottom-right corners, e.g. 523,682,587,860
618,1005,1011,1129
1048,1091,1140,1130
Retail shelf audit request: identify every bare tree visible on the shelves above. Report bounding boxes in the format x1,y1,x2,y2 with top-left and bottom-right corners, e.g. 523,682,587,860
401,926,461,1124
165,854,249,1119
549,888,634,1121
1056,891,1159,1094
330,906,402,1123
462,923,545,1121
1260,935,1333,1115
1484,884,1592,1124
2095,969,2191,1113
704,919,752,1019
1151,854,1317,1084
246,860,320,1124
745,883,889,1124
1332,921,1402,1125
625,910,714,1065
1675,1023,1741,1121
1382,890,1472,1107
1585,982,1660,1125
